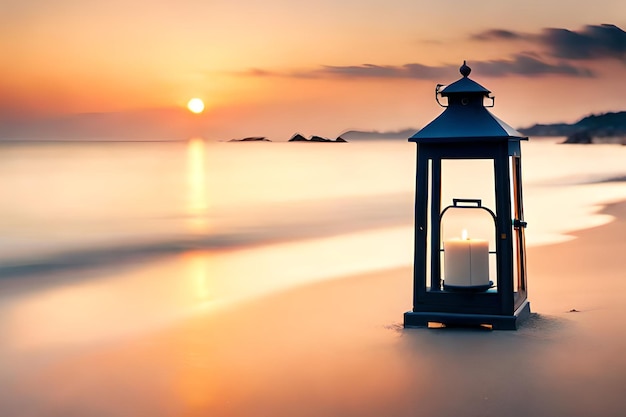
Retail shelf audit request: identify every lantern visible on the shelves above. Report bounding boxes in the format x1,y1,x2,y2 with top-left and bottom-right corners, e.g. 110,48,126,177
403,62,530,330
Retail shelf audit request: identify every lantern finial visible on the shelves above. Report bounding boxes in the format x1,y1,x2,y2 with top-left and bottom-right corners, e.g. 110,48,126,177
460,60,471,77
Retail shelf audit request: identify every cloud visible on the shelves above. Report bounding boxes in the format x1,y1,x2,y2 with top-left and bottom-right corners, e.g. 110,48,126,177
473,54,594,77
237,23,619,81
473,23,625,62
278,56,593,79
315,63,456,79
236,63,456,80
471,29,524,41
542,24,625,60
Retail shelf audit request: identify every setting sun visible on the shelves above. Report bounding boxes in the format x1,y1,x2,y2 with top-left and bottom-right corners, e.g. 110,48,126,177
187,98,205,114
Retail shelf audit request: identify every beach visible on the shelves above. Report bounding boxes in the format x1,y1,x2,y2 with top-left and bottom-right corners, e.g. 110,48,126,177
1,198,625,416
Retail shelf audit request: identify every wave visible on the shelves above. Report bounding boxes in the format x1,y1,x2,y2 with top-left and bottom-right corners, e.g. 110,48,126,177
0,193,415,278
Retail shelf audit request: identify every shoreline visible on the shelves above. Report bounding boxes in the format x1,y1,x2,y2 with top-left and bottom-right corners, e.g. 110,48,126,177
3,184,624,280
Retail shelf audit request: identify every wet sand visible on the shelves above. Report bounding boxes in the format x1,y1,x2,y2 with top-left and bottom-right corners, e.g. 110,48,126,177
2,202,626,416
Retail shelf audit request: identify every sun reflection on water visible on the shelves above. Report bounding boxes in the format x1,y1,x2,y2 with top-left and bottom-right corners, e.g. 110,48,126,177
186,137,210,233
185,251,212,307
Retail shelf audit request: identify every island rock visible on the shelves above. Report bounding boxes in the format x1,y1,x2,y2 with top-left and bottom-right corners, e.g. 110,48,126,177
519,111,626,144
288,133,308,142
563,130,593,144
288,134,348,143
229,136,271,142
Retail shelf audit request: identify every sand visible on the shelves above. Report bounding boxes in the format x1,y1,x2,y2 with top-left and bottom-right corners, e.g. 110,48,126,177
2,202,626,416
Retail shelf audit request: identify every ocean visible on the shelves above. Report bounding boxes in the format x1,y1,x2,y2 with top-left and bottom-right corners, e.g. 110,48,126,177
0,137,625,351
2,138,625,263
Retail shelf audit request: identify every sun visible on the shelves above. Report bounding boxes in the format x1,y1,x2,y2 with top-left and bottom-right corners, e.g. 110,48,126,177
187,98,205,114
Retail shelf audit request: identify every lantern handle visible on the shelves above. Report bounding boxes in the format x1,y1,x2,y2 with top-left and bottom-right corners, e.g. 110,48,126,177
441,198,497,223
453,198,482,207
435,84,447,108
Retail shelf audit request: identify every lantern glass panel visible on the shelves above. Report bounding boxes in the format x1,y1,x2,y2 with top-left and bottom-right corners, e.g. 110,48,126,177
510,156,527,300
425,158,499,291
509,160,519,293
440,159,496,212
425,159,433,284
440,206,498,288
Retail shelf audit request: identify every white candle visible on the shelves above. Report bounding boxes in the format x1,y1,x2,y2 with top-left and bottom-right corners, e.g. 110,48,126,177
444,230,490,287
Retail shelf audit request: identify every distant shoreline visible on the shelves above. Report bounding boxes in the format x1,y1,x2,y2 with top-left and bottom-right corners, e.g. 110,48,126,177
519,111,626,144
2,110,623,144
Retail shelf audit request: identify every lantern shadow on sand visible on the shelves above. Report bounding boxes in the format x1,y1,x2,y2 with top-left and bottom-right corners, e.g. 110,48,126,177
404,61,530,330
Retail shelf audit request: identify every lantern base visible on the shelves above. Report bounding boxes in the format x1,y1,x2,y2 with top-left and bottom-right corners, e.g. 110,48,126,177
443,280,494,292
403,300,530,330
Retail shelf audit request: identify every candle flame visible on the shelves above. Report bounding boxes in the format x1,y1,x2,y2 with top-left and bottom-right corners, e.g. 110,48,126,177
462,229,468,240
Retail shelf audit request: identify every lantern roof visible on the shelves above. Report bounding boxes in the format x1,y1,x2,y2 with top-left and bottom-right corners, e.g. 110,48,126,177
410,62,527,143
440,76,491,96
440,61,491,96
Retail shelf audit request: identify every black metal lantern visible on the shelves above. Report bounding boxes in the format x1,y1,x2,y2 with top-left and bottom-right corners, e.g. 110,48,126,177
404,62,530,330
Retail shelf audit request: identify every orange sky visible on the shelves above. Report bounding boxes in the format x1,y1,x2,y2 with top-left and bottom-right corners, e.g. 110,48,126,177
1,1,624,140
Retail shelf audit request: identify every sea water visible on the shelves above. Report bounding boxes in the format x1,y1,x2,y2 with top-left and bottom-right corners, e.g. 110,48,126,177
1,138,625,265
0,138,625,350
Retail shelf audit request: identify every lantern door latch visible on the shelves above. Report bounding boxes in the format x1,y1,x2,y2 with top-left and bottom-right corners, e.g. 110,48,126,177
513,219,527,229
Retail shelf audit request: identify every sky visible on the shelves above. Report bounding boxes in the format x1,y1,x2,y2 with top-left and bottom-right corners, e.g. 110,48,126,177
1,0,624,140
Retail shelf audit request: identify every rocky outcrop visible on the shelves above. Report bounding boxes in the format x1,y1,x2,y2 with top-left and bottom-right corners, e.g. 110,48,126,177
519,111,626,144
563,130,593,144
229,136,271,142
517,123,578,137
288,133,308,142
288,134,348,143
310,135,330,142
